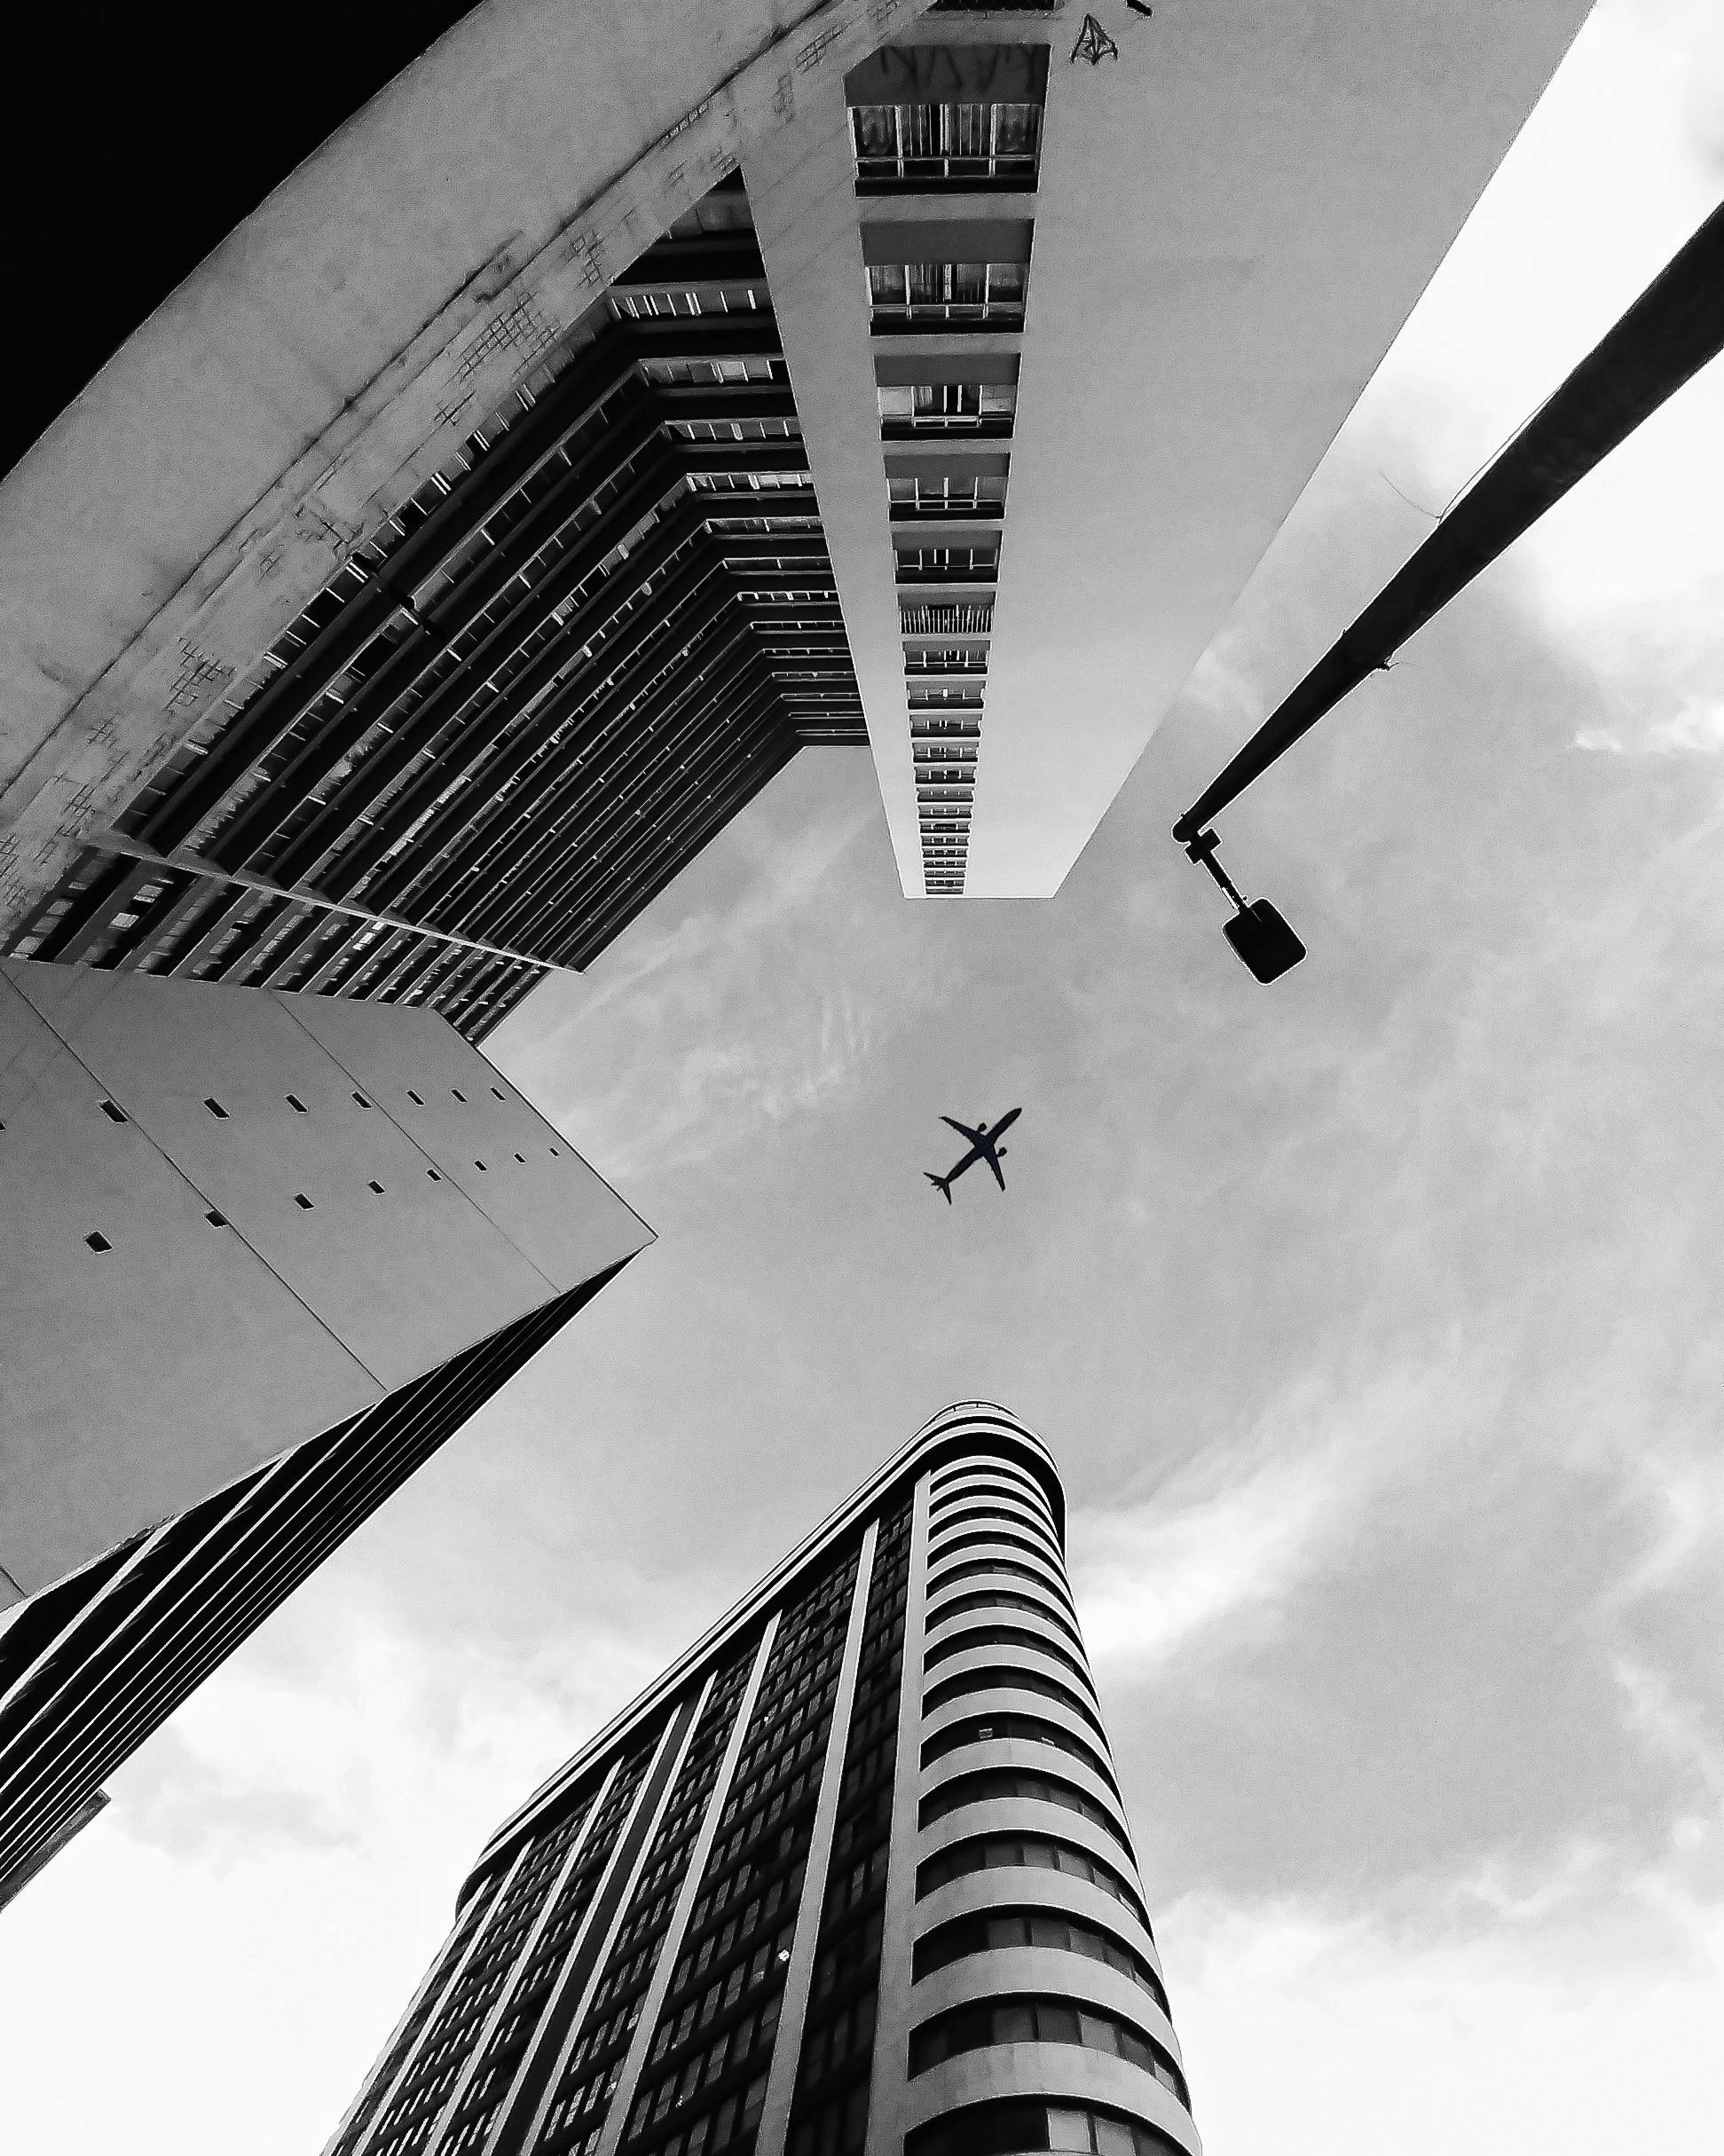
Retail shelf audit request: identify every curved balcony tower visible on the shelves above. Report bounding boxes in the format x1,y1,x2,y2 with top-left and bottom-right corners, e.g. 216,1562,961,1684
319,1405,1197,2156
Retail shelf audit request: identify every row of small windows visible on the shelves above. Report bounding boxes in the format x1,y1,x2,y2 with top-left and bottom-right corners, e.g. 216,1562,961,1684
915,1827,1145,1927
923,1711,1117,1798
869,260,1026,331
850,100,1042,188
926,1554,1075,1614
928,1457,1057,1520
931,1475,1057,1532
925,1587,1084,1657
95,1082,508,1121
75,1147,553,1247
879,382,1016,437
908,1994,1188,2111
907,2098,1189,2156
919,1767,1131,1863
934,1491,1057,1540
924,1622,1094,1697
912,1908,1169,2023
929,1515,1062,1572
924,1661,1106,1744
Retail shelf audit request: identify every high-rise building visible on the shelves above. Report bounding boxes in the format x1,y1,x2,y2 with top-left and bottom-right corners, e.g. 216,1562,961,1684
322,1405,1194,2156
0,2,1592,1004
0,956,651,1905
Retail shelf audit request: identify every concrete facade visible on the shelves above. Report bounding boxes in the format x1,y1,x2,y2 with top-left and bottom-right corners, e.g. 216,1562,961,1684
745,0,1594,895
322,1406,1196,2156
0,959,651,1599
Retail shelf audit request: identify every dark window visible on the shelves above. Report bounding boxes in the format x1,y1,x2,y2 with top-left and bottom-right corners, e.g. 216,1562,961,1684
452,1089,466,1102
368,1181,384,1194
924,1623,1092,1692
475,1160,487,1171
912,1908,1168,2019
925,1589,1083,1655
917,1775,1136,1872
428,1168,442,1181
924,1664,1106,1742
294,1193,313,1209
868,260,1027,331
85,1231,112,1251
909,1999,1187,2111
407,1090,423,1105
203,1098,228,1118
286,1095,307,1113
492,1086,507,1100
909,2103,1192,2156
206,1210,226,1227
353,1092,371,1107
98,1100,127,1124
913,1819,1146,1923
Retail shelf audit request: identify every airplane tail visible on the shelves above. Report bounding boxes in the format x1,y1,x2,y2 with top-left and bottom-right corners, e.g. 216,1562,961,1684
925,1172,953,1205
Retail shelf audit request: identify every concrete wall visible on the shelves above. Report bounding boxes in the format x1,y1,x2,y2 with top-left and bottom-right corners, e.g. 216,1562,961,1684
751,0,1594,896
0,961,650,1596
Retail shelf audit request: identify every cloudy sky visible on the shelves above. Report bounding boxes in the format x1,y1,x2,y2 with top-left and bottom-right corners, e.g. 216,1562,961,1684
5,2,1724,2150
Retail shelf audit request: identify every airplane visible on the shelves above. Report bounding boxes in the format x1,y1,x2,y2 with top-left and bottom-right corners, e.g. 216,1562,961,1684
925,1108,1022,1203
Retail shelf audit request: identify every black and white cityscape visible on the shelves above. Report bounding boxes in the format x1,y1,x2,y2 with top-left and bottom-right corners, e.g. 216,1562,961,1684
2,2,1721,2152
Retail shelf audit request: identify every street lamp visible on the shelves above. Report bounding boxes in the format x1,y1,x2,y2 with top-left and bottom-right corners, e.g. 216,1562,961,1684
1182,829,1305,984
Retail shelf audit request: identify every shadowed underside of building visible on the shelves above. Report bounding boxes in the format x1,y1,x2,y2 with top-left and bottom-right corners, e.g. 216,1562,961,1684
4,175,864,1041
0,0,1594,1012
321,1406,1199,2156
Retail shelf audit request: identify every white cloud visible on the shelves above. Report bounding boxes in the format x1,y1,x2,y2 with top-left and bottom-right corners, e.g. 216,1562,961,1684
1162,1885,1724,2156
1068,1375,1435,1671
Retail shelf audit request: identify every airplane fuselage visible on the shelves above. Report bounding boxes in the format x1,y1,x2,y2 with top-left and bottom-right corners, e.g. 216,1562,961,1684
926,1108,1022,1201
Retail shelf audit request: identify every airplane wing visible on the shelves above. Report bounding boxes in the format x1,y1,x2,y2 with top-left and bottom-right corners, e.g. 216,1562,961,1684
986,1153,1006,1192
941,1116,985,1145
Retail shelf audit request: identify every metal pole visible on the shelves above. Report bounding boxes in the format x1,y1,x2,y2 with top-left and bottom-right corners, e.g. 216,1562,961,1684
1172,199,1724,850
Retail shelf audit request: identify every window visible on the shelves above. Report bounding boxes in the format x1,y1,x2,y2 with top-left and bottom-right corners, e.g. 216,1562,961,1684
294,1193,313,1209
204,1098,228,1118
452,1089,467,1101
925,1589,1083,1651
98,1100,127,1124
492,1086,507,1100
286,1095,307,1113
353,1092,371,1107
923,1712,1115,1793
910,686,985,712
912,1909,1169,2019
368,1181,385,1194
428,1168,443,1181
924,1623,1092,1692
869,260,1026,331
206,1210,227,1227
929,1519,1062,1570
909,1999,1188,2111
905,648,988,675
907,2100,1190,2156
926,1554,1077,1611
851,100,1043,189
916,1784,1138,1883
407,1090,424,1104
889,476,1008,519
895,544,1000,586
476,1160,488,1170
85,1231,112,1251
879,382,1016,437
